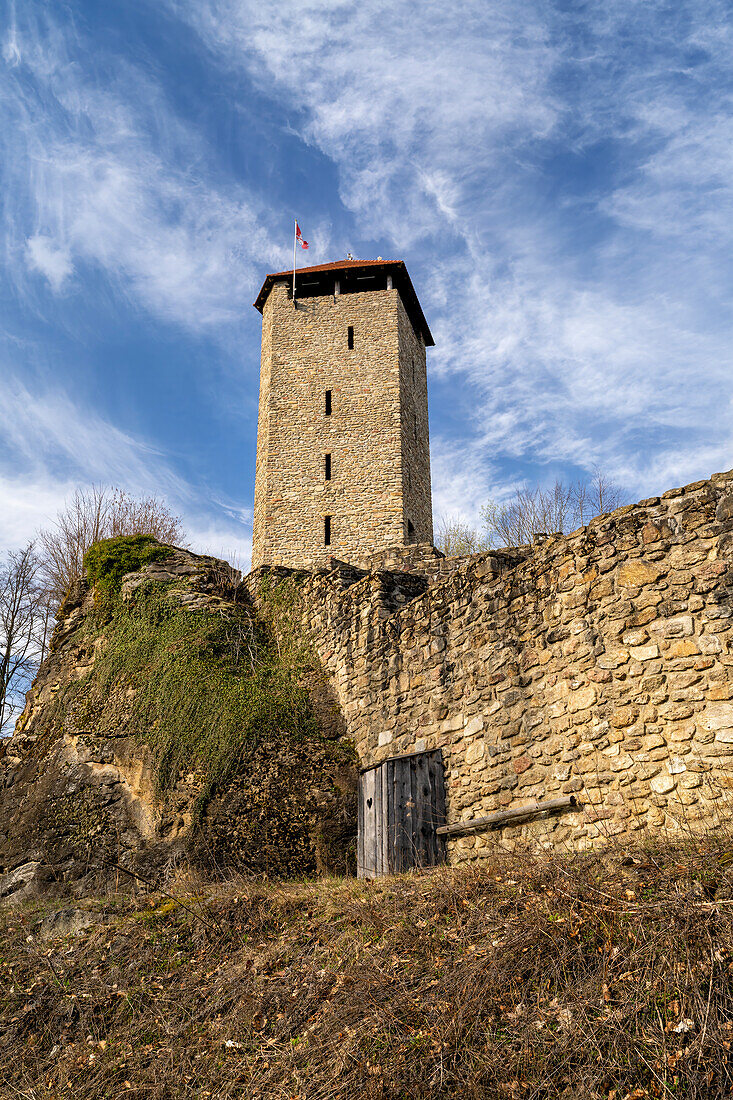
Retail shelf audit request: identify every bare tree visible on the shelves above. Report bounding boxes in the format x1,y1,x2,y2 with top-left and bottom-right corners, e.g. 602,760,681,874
480,471,627,549
38,486,185,606
0,544,48,735
573,465,626,525
482,480,575,547
435,517,489,557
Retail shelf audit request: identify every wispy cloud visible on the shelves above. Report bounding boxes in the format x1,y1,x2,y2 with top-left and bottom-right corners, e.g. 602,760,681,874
2,0,20,66
172,0,733,509
1,6,287,333
170,0,558,246
0,375,252,558
25,234,73,292
0,377,188,496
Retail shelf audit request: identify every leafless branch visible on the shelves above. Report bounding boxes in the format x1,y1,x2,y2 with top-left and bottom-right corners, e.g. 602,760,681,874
37,485,186,606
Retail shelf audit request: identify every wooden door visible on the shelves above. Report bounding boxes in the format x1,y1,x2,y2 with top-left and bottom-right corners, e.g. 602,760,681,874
358,749,446,878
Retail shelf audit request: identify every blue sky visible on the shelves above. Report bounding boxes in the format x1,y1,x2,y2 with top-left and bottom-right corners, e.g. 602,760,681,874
2,0,733,565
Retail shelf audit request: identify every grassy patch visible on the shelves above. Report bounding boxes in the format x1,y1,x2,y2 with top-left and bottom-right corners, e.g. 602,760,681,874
84,535,174,596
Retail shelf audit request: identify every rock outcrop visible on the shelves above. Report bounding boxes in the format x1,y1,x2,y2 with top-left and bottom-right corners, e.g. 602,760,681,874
0,543,357,903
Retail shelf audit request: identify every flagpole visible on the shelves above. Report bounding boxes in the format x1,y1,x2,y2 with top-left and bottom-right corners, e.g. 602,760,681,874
293,219,297,307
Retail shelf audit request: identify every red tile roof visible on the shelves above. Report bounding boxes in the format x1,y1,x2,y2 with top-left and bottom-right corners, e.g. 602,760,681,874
253,259,434,346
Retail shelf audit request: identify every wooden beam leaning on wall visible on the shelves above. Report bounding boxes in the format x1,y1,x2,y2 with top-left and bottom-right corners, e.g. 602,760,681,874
436,796,578,839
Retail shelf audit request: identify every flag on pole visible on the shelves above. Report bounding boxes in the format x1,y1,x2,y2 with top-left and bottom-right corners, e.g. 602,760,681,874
293,220,309,305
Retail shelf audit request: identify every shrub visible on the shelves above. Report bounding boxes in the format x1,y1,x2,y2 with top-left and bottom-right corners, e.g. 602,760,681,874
83,536,173,596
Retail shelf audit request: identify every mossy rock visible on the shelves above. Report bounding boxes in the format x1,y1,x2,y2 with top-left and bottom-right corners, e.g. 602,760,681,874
84,536,174,596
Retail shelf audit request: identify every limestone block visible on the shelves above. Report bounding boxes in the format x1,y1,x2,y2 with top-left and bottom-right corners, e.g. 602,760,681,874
610,754,635,772
611,706,639,729
668,671,703,689
642,522,661,545
702,702,733,731
465,739,485,765
597,648,630,669
669,639,700,657
668,757,687,774
650,773,676,795
617,560,663,588
464,716,484,737
567,684,597,713
630,644,659,661
377,730,394,746
662,703,694,721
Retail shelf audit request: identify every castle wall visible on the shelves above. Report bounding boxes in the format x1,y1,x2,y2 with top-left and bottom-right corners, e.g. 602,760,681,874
287,470,733,858
252,281,432,570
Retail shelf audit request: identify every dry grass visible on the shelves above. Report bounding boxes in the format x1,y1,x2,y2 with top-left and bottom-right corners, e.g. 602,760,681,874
2,837,733,1099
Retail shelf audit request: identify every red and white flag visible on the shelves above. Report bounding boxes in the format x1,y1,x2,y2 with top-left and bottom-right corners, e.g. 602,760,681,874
295,221,309,249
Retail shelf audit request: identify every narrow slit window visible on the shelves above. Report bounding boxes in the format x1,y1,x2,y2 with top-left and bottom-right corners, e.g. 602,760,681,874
407,519,415,540
324,515,331,546
325,453,332,480
347,325,354,350
325,390,332,416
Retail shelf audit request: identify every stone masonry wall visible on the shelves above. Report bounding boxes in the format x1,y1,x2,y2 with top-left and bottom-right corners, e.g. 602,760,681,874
397,296,433,545
268,469,733,861
252,280,433,570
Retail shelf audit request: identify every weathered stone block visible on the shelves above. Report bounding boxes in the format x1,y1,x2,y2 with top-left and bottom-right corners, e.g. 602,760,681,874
650,614,694,638
650,773,676,795
617,560,663,588
464,716,484,737
630,644,659,661
702,702,733,731
465,739,485,765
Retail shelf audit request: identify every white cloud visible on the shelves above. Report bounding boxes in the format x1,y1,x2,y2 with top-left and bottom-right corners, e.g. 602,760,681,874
170,0,558,245
0,475,76,551
1,10,289,333
6,0,733,539
2,0,20,66
185,521,253,573
0,378,188,498
0,376,252,557
169,0,733,518
25,234,73,291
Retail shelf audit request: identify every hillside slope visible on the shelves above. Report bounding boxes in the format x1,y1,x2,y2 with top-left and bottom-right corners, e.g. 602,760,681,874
2,842,733,1098
0,538,357,903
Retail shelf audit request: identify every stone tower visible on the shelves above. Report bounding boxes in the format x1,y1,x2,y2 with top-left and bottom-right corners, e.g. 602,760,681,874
251,259,434,569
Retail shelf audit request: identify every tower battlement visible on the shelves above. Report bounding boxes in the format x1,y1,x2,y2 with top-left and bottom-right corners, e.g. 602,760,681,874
252,260,434,569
